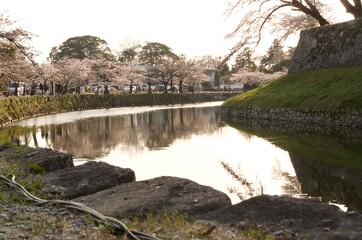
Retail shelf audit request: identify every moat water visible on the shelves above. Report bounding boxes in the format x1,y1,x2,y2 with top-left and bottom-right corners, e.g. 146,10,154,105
4,102,362,210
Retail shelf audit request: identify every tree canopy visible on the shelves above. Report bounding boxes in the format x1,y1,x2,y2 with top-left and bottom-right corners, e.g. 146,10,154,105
138,42,179,65
49,35,115,62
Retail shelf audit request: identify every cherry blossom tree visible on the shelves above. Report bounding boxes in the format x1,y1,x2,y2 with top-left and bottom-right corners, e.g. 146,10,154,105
119,60,145,93
38,63,57,94
229,68,286,91
183,60,209,93
220,0,336,67
0,13,39,95
87,58,122,94
52,58,89,94
226,1,332,42
153,58,180,93
0,13,37,67
174,57,193,93
0,47,33,95
140,64,159,94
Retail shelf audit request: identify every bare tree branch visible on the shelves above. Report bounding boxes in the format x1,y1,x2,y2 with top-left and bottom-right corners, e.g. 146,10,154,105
339,0,362,18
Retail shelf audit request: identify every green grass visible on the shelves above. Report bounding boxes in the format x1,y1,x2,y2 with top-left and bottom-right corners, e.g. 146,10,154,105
122,211,275,239
223,66,362,111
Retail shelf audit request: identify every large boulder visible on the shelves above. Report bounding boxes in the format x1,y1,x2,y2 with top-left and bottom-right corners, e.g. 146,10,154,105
74,176,232,217
199,195,362,238
23,147,74,172
41,161,136,199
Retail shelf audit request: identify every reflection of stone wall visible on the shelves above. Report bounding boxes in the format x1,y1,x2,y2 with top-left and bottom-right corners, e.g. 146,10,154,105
290,155,362,211
221,106,362,139
289,18,362,73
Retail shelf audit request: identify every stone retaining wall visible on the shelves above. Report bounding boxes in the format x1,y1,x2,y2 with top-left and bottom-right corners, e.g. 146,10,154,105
0,93,233,126
289,18,362,73
221,106,362,138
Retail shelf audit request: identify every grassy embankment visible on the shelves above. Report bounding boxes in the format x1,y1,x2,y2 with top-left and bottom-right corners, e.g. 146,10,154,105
223,66,362,167
223,65,362,111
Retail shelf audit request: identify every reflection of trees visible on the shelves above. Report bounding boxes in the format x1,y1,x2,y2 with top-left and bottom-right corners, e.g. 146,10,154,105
220,161,262,201
280,171,301,196
221,159,301,201
2,106,223,159
271,159,302,196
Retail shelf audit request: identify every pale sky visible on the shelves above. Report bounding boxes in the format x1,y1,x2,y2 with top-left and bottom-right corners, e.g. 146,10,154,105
3,0,239,62
3,0,353,63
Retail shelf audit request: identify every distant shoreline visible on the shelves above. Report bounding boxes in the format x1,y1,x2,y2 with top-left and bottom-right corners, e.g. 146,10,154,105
0,92,235,127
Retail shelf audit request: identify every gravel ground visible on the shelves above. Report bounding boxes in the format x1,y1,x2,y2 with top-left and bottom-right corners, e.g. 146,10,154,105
0,200,118,240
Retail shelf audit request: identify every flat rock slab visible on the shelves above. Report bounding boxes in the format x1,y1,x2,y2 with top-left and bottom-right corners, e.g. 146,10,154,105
200,195,362,238
23,147,74,172
74,176,232,217
41,161,136,199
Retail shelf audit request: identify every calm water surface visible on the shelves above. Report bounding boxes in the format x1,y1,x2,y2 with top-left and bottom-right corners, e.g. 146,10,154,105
3,102,336,205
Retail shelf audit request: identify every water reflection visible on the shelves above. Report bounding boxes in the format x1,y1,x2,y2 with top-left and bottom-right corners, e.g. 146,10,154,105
8,104,222,159
228,121,362,211
2,103,298,204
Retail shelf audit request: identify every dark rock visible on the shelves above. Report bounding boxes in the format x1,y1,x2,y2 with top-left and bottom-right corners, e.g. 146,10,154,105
199,195,362,237
74,176,232,217
23,148,73,172
200,195,343,227
40,161,135,199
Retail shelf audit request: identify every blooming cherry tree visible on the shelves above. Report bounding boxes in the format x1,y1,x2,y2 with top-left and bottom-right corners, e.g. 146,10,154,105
0,13,38,95
183,60,209,93
87,58,122,94
230,68,285,91
119,60,145,93
52,58,89,94
174,57,195,93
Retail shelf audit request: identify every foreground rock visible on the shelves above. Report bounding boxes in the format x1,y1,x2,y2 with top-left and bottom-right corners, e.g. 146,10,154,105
23,147,73,171
74,176,232,217
200,195,362,239
40,161,136,199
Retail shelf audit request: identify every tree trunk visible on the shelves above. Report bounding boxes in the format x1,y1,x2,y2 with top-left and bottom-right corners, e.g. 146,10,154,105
290,0,330,26
339,0,362,18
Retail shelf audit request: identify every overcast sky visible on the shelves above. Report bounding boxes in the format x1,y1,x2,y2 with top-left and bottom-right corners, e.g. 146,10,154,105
4,0,241,62
3,0,353,63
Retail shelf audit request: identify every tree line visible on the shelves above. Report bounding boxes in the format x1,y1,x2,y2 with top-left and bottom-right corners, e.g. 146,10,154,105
1,1,358,95
0,15,290,96
0,25,214,96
